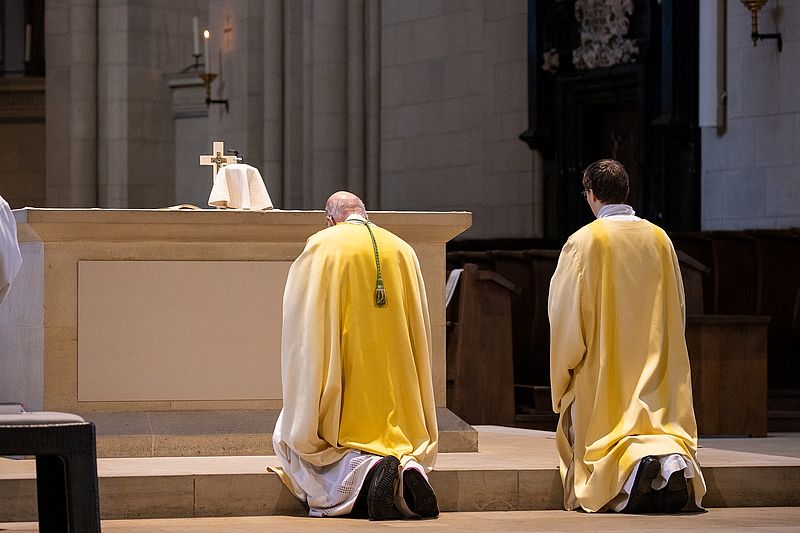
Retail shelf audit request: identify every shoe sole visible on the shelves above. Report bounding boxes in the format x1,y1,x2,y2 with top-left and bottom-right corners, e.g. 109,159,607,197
404,469,439,518
368,456,400,520
661,471,689,513
623,456,661,514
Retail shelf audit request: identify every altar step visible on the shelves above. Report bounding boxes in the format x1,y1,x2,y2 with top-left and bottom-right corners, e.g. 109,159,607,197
81,408,477,458
2,427,799,522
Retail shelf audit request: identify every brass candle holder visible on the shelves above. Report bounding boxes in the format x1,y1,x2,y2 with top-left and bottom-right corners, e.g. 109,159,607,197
741,0,783,51
199,71,229,112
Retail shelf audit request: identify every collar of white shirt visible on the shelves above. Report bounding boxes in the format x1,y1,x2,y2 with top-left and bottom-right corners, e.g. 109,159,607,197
597,204,639,220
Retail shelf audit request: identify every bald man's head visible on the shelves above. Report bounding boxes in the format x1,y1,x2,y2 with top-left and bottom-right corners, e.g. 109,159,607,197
325,191,367,223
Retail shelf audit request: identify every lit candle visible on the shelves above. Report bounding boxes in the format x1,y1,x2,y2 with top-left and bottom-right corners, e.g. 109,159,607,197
24,24,31,63
203,29,210,73
192,17,200,56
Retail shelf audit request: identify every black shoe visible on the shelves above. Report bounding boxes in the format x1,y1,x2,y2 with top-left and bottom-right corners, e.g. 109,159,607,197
403,468,439,518
348,467,373,518
660,470,689,513
622,456,660,514
368,456,400,520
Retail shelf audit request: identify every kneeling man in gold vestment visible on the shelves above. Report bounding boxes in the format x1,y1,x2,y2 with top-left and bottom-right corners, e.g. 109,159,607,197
549,160,706,513
273,191,439,519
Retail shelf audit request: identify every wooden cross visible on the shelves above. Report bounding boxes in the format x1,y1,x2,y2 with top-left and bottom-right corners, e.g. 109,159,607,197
200,141,238,182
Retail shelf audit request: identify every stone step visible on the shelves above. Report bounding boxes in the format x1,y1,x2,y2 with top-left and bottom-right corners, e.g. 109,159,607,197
1,427,799,522
81,408,477,458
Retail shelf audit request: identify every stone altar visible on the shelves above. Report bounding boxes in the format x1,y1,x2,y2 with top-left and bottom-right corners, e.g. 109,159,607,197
0,208,473,456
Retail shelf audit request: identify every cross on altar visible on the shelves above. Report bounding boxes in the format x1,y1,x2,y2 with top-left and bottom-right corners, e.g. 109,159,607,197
200,141,238,181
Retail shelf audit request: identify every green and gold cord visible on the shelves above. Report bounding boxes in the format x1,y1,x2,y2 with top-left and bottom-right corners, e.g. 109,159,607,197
353,220,386,306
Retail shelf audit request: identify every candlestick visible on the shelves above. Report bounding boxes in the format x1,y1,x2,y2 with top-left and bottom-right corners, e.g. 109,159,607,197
192,17,200,56
203,29,210,73
24,24,31,63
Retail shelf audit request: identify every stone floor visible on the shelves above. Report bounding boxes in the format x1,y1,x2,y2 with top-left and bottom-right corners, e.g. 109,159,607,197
2,508,800,532
1,426,799,523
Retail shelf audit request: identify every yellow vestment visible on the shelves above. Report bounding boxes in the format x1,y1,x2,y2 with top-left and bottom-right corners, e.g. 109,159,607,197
549,218,706,512
273,220,438,503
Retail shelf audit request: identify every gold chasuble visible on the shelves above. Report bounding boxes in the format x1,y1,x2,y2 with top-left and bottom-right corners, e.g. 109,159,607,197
549,219,706,512
273,219,438,503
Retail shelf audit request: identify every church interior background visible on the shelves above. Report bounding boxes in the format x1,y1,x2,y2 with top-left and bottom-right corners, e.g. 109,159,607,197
1,0,800,432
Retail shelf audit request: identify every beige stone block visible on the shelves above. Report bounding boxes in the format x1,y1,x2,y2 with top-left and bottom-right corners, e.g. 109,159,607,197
518,468,563,511
381,22,415,66
449,11,473,56
414,16,450,61
0,329,43,408
311,64,346,115
99,476,194,519
46,35,72,67
431,470,519,512
382,1,420,24
69,3,97,33
443,53,472,98
437,407,479,452
702,466,800,508
44,269,79,328
98,29,128,65
151,435,274,458
404,61,436,104
166,400,282,411
98,64,127,108
46,6,69,35
311,21,346,64
70,31,99,65
43,326,78,410
79,400,173,414
97,435,155,458
443,95,483,131
485,0,527,19
194,473,307,517
311,111,347,151
77,261,288,402
0,479,37,522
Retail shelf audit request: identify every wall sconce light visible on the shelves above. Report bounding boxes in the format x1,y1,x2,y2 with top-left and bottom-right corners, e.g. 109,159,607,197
199,30,230,112
741,0,783,51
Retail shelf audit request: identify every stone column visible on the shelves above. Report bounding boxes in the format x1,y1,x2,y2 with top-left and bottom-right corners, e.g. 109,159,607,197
207,1,264,190
263,0,284,206
45,0,98,207
165,73,211,207
281,0,380,209
364,0,381,209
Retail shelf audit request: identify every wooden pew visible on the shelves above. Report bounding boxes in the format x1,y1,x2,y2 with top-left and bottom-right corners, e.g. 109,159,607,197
677,251,708,315
686,315,769,437
675,244,769,436
446,263,517,426
708,232,759,315
749,230,800,390
670,232,714,314
490,250,560,407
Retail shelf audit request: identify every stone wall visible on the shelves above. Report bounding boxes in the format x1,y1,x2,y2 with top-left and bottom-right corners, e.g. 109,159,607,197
701,0,800,230
45,0,97,207
380,0,538,239
97,0,206,208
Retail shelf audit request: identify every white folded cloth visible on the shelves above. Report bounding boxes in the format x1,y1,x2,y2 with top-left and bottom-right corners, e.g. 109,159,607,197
208,163,273,210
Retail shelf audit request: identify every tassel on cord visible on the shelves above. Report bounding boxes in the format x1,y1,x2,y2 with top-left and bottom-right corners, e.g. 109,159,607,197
375,283,387,306
359,220,387,307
